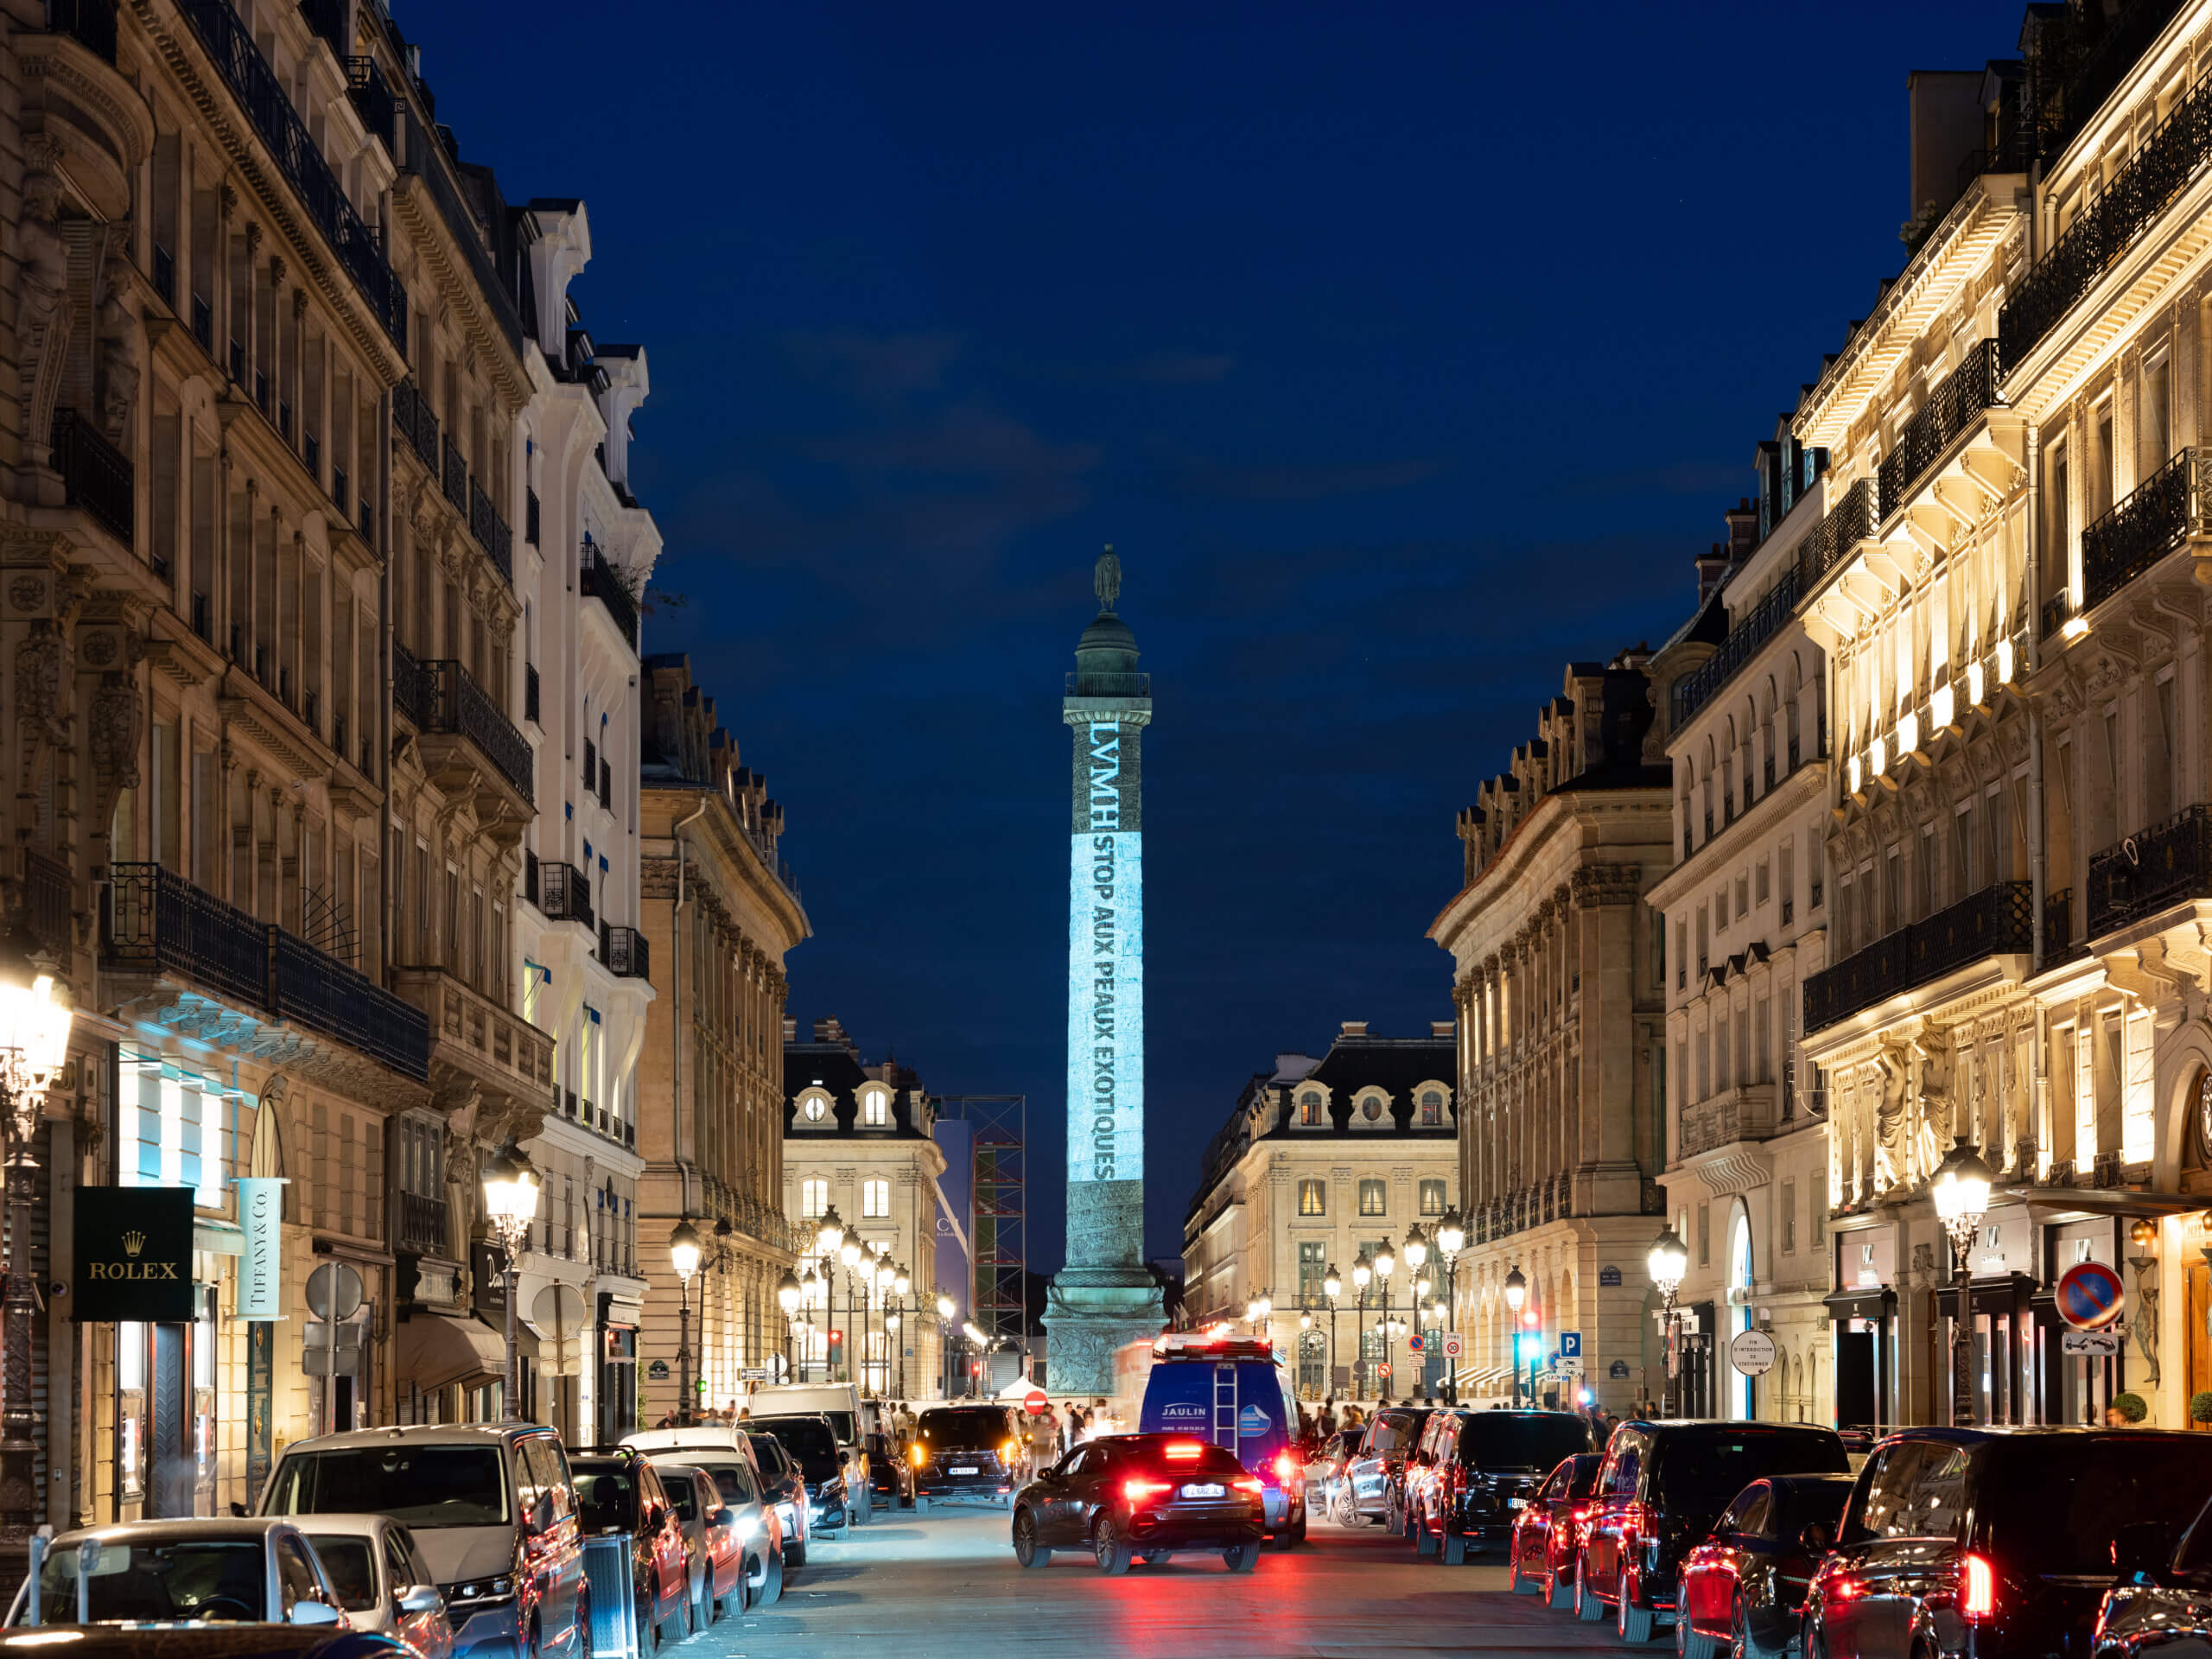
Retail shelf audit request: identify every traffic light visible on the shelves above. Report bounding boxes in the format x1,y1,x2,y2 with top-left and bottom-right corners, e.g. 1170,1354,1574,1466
828,1329,844,1370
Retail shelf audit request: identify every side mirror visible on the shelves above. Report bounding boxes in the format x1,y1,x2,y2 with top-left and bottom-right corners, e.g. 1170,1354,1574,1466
712,1508,734,1529
397,1586,443,1617
2113,1520,2169,1580
289,1600,342,1627
1798,1520,1833,1557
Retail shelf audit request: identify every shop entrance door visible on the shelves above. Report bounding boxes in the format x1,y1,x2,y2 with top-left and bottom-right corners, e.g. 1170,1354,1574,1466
1836,1323,1878,1431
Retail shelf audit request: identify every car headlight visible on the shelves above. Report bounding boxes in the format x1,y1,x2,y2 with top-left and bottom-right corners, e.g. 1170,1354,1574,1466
735,1516,761,1541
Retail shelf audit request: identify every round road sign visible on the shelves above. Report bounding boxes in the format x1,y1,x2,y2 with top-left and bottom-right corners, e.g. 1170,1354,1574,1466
2056,1260,2126,1330
1024,1389,1048,1416
1729,1329,1777,1377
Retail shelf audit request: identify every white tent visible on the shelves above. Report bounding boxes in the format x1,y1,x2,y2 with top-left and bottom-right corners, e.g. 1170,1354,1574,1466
994,1373,1045,1402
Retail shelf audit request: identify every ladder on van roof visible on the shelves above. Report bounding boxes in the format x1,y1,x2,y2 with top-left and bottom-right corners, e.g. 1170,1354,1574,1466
1211,1361,1239,1453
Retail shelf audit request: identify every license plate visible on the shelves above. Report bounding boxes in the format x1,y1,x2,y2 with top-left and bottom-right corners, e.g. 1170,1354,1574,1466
1509,1497,1528,1510
950,1466,979,1476
1182,1483,1226,1498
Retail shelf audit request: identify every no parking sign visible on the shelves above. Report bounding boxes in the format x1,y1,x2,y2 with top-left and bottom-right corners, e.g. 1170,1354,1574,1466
2056,1261,2126,1330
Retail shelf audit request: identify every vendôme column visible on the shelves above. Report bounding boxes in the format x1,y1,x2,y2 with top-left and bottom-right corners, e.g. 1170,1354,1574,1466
1044,549,1166,1395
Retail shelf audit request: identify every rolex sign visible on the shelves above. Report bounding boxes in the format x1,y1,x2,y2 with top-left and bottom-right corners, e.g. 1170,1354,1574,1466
74,1186,195,1322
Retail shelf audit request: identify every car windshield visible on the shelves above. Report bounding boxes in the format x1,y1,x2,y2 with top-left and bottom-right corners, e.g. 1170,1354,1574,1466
755,1418,838,1471
696,1463,756,1507
265,1446,510,1529
1986,1436,2212,1575
820,1412,857,1445
1654,1433,1848,1512
1461,1417,1592,1471
918,1409,1009,1449
303,1537,377,1612
663,1479,699,1523
746,1435,786,1477
572,1466,639,1534
36,1539,268,1624
1367,1414,1424,1456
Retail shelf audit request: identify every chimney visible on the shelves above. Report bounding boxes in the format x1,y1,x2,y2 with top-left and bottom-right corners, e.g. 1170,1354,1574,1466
813,1015,847,1044
1430,1020,1455,1039
781,1015,796,1043
1695,541,1731,604
1339,1020,1369,1038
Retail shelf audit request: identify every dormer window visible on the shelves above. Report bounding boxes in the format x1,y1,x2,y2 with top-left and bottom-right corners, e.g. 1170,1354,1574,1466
1299,1090,1325,1127
1420,1090,1443,1127
861,1086,888,1128
796,1088,834,1127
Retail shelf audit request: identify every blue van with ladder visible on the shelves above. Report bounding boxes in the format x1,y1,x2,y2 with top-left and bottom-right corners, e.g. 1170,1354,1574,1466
1137,1333,1306,1542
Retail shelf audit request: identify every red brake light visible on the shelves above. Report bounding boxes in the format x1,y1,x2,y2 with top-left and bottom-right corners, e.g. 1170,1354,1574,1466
1961,1554,1996,1622
1272,1452,1295,1480
1233,1476,1262,1494
1122,1478,1173,1503
1163,1442,1205,1462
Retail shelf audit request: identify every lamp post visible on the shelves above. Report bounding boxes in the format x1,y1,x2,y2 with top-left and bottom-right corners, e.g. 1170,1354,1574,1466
1403,1226,1431,1396
1374,1240,1397,1402
669,1220,702,1424
1503,1266,1528,1408
837,1234,863,1383
1648,1227,1688,1419
1435,1210,1465,1404
0,949,69,1573
1931,1143,1995,1427
891,1262,912,1398
776,1269,801,1384
873,1251,897,1397
936,1292,956,1400
798,1265,823,1382
480,1143,542,1418
1323,1264,1343,1398
1246,1288,1272,1344
1351,1252,1373,1397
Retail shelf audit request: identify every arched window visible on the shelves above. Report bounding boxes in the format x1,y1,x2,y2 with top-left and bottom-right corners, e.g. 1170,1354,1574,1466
1420,1090,1444,1127
1300,1090,1325,1127
860,1085,888,1127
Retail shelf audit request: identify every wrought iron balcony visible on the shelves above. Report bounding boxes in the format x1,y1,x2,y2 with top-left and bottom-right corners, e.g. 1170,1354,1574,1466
1796,479,1878,591
299,0,347,60
416,658,532,798
346,54,395,154
2087,804,2212,939
1672,566,1801,725
2025,0,2184,167
600,924,650,981
272,926,429,1080
580,543,638,652
2044,885,2085,967
46,0,118,60
176,0,404,346
2082,446,2212,612
468,479,512,582
50,408,131,545
1877,340,2001,515
391,378,438,470
2041,590,2075,640
1802,880,2033,1033
535,861,594,931
394,1190,448,1257
441,435,467,513
2003,59,2212,371
391,641,429,729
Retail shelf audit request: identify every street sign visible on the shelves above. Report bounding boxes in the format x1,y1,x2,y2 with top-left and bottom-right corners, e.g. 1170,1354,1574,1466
1024,1389,1049,1416
1560,1332,1582,1358
1378,1362,1392,1378
647,1359,671,1381
2063,1329,2121,1357
1555,1357,1584,1376
307,1262,365,1323
2056,1261,2126,1330
1407,1333,1425,1353
1730,1330,1777,1377
1441,1335,1464,1359
740,1368,767,1382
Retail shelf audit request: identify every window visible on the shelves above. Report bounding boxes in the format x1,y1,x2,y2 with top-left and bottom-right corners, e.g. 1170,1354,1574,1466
1697,1201,1711,1268
861,1087,888,1127
1358,1094,1385,1122
1298,1179,1326,1217
2144,354,2171,475
862,1179,889,1218
1299,1090,1325,1127
1782,1179,1797,1254
1299,1241,1325,1300
1755,860,1770,906
1419,1179,1446,1217
799,1179,828,1219
1419,1090,1444,1127
1358,1179,1387,1217
121,1065,230,1208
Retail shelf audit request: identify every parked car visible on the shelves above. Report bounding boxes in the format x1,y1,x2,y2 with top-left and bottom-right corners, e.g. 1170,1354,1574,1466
1805,1425,2212,1659
1418,1410,1595,1564
259,1423,586,1659
911,1404,1026,1508
649,1464,738,1631
2094,1487,2212,1656
7,1519,351,1630
1507,1452,1604,1607
0,1627,413,1659
1675,1473,1853,1659
865,1432,914,1507
1401,1409,1467,1552
296,1515,455,1659
743,1383,871,1522
750,1414,854,1534
1308,1427,1363,1523
567,1451,692,1648
1009,1433,1266,1574
744,1432,811,1567
1339,1406,1433,1529
1576,1419,1849,1642
1136,1334,1306,1541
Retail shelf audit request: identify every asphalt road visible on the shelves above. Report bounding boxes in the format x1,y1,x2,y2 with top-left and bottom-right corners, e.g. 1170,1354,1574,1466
684,1503,1637,1659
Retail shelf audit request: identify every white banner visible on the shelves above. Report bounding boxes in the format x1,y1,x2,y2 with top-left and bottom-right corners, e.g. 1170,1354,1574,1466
1065,828,1144,1185
236,1177,286,1320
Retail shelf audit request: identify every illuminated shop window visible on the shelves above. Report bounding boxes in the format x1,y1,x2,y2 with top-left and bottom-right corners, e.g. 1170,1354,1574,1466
120,1058,236,1206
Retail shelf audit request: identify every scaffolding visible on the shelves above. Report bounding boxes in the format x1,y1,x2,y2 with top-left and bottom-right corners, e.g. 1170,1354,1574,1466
933,1096,1027,1353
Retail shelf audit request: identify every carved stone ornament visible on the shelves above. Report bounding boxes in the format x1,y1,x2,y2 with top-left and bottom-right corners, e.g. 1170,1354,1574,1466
95,244,140,446
15,627,67,743
90,675,142,795
16,170,72,462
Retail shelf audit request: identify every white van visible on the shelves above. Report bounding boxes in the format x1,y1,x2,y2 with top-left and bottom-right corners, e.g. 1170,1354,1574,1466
746,1383,871,1523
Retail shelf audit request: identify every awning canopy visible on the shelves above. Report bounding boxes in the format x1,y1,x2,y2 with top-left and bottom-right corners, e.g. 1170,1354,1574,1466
397,1313,506,1393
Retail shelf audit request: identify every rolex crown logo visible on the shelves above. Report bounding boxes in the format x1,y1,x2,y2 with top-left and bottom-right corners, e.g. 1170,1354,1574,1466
122,1230,145,1258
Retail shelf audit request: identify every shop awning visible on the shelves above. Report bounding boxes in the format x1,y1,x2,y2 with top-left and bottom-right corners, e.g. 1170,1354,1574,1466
1999,1184,2209,1220
397,1313,506,1393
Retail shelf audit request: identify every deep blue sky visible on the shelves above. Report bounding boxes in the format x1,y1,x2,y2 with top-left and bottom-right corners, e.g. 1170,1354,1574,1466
419,1,2011,1269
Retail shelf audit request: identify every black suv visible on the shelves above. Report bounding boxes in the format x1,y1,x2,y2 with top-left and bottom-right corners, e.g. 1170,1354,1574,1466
2095,1488,2212,1656
1421,1410,1596,1564
1577,1420,1849,1642
912,1405,1025,1506
1806,1426,2212,1658
750,1414,852,1533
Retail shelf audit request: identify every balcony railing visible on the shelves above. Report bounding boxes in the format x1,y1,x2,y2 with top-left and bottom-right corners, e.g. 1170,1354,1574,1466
1065,672,1152,697
50,407,132,546
417,658,532,798
299,0,347,60
535,861,594,931
1672,566,1801,725
468,479,512,582
1877,340,2002,516
46,0,118,66
2044,885,2085,967
2087,804,2212,938
104,863,430,1078
391,641,429,728
1803,880,2034,1033
391,378,438,469
2002,60,2212,372
2082,446,2212,612
580,543,638,652
395,1190,448,1257
600,923,650,981
176,0,404,346
1679,1084,1780,1160
345,55,395,154
2026,0,2185,167
441,435,467,513
1796,479,1878,591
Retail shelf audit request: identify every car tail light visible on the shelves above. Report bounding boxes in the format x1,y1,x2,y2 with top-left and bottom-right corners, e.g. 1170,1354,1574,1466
1163,1442,1205,1461
1960,1554,1996,1622
1272,1452,1295,1482
909,1444,927,1468
1233,1477,1262,1494
1122,1478,1173,1504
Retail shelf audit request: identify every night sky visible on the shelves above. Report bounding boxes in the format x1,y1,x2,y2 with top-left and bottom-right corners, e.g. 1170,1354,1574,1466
421,2,2012,1269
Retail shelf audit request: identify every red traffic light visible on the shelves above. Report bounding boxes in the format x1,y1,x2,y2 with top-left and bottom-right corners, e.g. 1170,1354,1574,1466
830,1329,843,1342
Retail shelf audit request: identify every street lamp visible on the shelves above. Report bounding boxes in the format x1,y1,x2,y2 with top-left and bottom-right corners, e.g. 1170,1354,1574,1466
890,1262,912,1397
1930,1143,1994,1427
669,1220,702,1423
1373,1243,1397,1402
1246,1288,1272,1341
798,1266,823,1382
1503,1265,1528,1408
1404,1226,1431,1396
776,1269,801,1384
1648,1227,1688,1419
1435,1209,1465,1403
480,1144,541,1417
837,1234,863,1383
1323,1263,1343,1398
0,945,68,1571
1351,1252,1374,1397
936,1291,957,1400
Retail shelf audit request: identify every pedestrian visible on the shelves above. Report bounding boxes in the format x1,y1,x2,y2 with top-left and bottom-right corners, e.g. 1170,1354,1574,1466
738,1406,751,1421
656,1408,678,1429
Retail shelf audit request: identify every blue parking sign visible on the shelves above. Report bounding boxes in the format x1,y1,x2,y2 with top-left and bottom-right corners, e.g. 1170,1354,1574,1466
1560,1331,1582,1358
